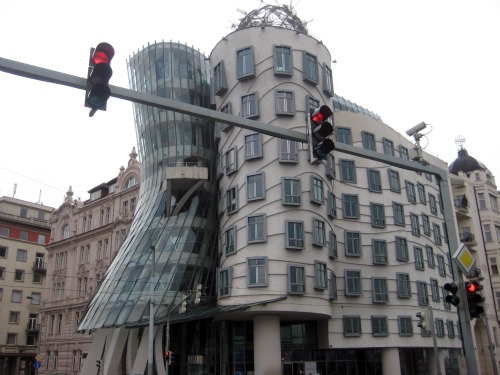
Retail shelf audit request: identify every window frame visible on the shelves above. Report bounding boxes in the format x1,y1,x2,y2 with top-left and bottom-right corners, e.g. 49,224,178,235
247,257,268,287
388,169,401,192
372,277,388,303
223,225,237,256
274,45,293,76
246,172,265,201
244,133,263,160
345,269,362,296
336,127,353,145
397,273,411,298
396,237,409,261
282,178,301,206
288,264,306,294
343,315,361,337
314,260,328,290
370,203,386,228
213,60,228,96
310,176,325,205
345,231,361,257
406,181,417,203
312,218,326,247
362,131,377,151
303,51,319,85
342,194,359,219
417,281,429,305
414,246,425,270
372,315,388,337
368,169,382,193
372,240,387,265
340,159,357,183
285,220,304,250
327,192,337,219
236,46,255,80
323,63,334,96
218,267,232,297
398,316,414,337
279,139,298,163
275,89,295,115
247,213,267,243
226,185,238,215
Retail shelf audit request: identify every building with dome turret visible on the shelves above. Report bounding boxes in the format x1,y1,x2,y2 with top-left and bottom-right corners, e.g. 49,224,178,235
449,145,500,375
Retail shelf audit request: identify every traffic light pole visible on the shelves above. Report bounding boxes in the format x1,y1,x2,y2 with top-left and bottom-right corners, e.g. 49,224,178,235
0,55,478,375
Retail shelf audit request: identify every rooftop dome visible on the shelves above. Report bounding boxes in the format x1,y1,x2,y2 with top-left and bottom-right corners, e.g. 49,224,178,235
448,148,487,175
234,4,308,33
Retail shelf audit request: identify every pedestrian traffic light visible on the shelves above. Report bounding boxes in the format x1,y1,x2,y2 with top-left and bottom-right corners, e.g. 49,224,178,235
444,282,460,307
85,42,114,116
179,298,187,314
465,280,484,320
194,283,202,304
165,350,171,365
416,308,430,332
309,105,335,161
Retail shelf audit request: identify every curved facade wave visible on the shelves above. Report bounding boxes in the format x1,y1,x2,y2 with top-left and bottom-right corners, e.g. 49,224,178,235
78,42,217,330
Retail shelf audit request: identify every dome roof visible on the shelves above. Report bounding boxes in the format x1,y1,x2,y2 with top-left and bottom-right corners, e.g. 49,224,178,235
449,148,487,175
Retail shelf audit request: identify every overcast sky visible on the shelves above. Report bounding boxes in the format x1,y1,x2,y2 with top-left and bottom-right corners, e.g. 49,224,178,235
1,0,499,209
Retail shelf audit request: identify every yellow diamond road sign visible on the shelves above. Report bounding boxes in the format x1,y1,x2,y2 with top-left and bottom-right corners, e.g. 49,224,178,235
35,355,41,361
452,243,476,275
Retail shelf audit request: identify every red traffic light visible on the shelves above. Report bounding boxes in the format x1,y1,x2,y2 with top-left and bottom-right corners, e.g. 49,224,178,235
311,105,333,125
92,43,115,65
466,281,481,293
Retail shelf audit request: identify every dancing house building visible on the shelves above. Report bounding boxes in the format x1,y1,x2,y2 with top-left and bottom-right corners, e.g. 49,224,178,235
79,5,465,375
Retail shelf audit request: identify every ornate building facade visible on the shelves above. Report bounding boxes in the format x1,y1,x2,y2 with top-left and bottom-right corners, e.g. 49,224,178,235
37,149,140,374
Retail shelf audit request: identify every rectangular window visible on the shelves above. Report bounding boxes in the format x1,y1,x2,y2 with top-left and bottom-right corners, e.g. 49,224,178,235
340,160,357,182
478,192,486,209
329,231,337,259
417,281,429,305
336,127,352,145
276,90,295,115
400,146,410,160
430,278,440,302
343,194,359,219
398,316,413,336
343,316,361,336
372,316,388,336
6,333,17,345
429,194,438,214
323,64,334,95
345,270,362,295
245,133,262,159
422,214,431,235
435,319,445,337
485,224,493,242
410,214,421,236
414,247,425,270
311,177,324,204
490,195,499,212
447,320,455,338
288,264,305,294
286,220,304,249
426,246,435,268
218,267,232,297
417,183,427,204
314,261,327,289
247,214,266,243
433,224,442,245
383,138,395,156
303,52,319,84
396,237,409,261
218,102,233,132
397,273,411,298
282,178,301,205
368,170,382,192
279,139,298,162
9,311,20,324
274,45,292,75
226,186,238,215
223,226,236,255
247,173,265,200
388,170,401,192
372,277,388,303
437,255,446,276
393,202,405,226
362,132,377,151
213,60,228,95
0,227,9,237
241,92,259,118
236,47,255,79
406,181,416,203
372,240,387,265
313,218,326,247
327,192,337,219
345,231,361,256
247,257,268,287
371,203,386,227
225,146,238,174
329,272,337,301
14,269,24,282
0,246,6,258
16,249,27,262
491,257,498,275
325,154,335,179
11,290,22,303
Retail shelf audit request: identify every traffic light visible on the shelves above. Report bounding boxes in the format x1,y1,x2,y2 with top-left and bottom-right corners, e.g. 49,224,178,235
194,284,202,304
444,282,460,307
96,359,101,368
165,350,171,365
85,42,115,116
465,280,484,320
309,105,335,161
416,308,430,332
179,298,187,314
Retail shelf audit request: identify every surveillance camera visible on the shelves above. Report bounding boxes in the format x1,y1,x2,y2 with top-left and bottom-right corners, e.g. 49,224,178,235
406,122,427,136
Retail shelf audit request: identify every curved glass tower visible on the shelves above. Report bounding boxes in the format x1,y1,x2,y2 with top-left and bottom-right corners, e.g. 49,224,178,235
78,42,217,330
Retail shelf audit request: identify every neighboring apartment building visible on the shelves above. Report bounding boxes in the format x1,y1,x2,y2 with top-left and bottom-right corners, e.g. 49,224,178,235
78,5,465,375
37,148,140,374
449,147,500,375
0,196,53,375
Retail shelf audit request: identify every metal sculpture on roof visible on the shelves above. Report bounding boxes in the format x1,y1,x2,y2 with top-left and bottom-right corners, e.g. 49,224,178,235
234,3,309,34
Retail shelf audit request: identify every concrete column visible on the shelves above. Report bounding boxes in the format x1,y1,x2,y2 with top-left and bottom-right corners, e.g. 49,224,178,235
253,315,281,375
382,348,401,375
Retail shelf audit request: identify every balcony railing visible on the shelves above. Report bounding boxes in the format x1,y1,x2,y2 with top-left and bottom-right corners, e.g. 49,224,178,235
460,232,476,246
27,323,41,333
454,195,469,212
0,211,50,228
32,260,47,273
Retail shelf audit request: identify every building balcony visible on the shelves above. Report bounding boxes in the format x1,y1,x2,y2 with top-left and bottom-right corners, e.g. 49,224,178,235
26,323,40,334
460,232,477,247
32,260,47,274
